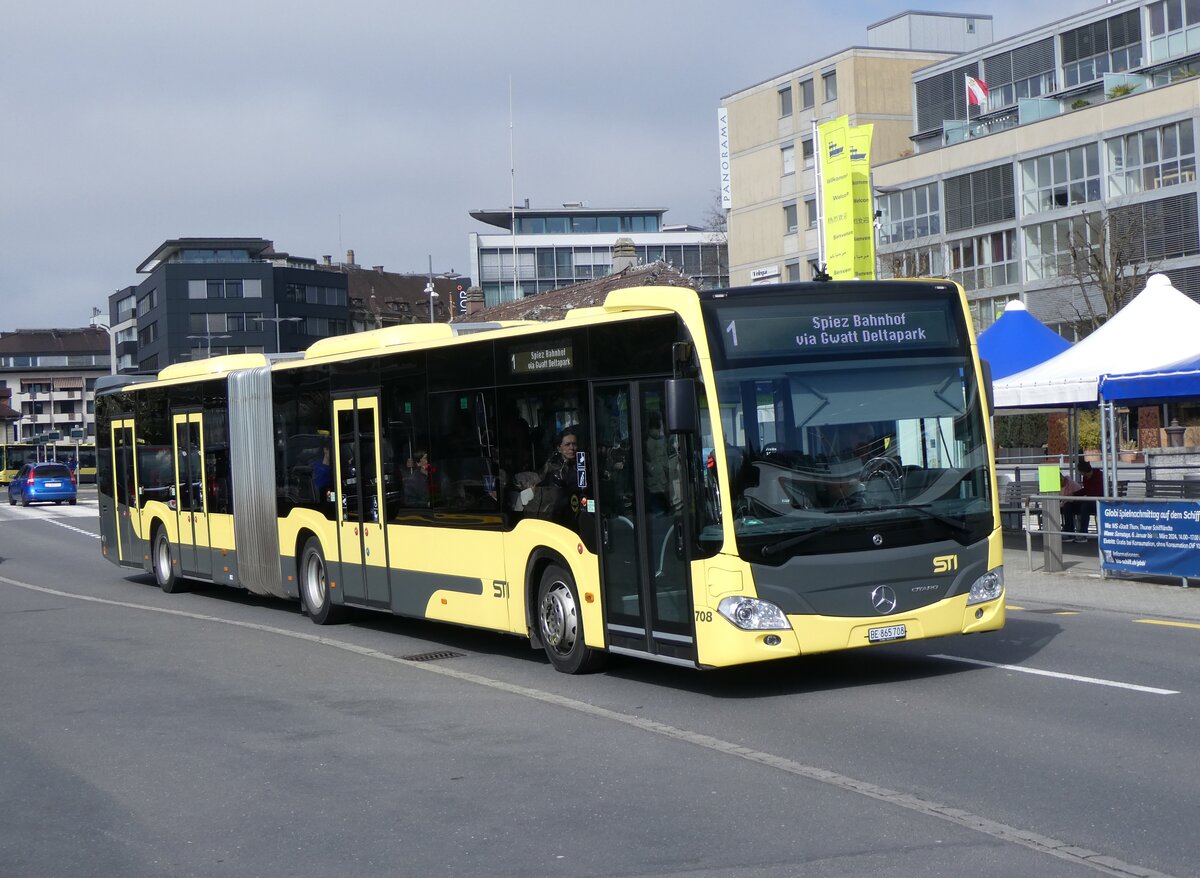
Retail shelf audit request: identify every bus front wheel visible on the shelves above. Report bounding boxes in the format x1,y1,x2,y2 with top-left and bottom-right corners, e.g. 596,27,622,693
300,537,345,625
537,565,604,674
153,528,185,594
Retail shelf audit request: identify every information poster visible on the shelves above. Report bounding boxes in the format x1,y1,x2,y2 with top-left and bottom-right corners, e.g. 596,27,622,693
1098,500,1200,578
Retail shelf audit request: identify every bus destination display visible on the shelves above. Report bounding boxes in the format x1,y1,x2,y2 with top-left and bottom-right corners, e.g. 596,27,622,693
716,301,956,359
510,340,574,375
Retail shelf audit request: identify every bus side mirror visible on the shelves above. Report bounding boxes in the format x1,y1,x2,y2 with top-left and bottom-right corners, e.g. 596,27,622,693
664,378,697,434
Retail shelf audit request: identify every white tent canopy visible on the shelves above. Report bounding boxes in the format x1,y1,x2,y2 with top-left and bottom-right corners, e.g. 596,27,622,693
993,274,1200,408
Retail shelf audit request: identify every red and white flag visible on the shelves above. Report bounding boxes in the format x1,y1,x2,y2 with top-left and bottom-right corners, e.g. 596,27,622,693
965,75,989,106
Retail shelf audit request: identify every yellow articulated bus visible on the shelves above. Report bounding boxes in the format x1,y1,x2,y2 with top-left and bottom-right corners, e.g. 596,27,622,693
1,442,95,484
96,281,1004,673
1,443,38,484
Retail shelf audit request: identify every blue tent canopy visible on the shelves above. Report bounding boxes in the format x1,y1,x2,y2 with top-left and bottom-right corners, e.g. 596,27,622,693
977,300,1071,380
1100,350,1200,402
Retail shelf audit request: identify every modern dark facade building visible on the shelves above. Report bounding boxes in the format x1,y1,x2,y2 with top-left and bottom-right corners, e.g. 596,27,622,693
107,238,350,373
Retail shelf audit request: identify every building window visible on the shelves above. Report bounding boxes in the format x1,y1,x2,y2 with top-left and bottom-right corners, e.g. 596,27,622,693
805,198,818,228
801,138,814,168
799,79,814,110
980,38,1056,111
1110,193,1200,263
138,322,158,346
879,246,944,279
1148,0,1200,62
945,165,1015,233
822,71,837,102
879,182,941,243
1107,121,1197,196
779,85,793,118
948,230,1018,292
188,280,206,299
783,202,798,234
781,145,795,176
244,279,262,298
1061,11,1142,87
786,261,801,281
1023,213,1098,281
136,289,157,316
1020,143,1101,215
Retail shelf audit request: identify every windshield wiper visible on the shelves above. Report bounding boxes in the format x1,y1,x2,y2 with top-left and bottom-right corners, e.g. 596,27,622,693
759,522,844,557
860,502,973,534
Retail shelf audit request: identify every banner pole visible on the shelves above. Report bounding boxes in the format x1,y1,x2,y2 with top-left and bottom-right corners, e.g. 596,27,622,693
814,119,825,271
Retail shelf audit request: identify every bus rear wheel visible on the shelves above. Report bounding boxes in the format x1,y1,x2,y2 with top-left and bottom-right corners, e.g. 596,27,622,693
153,527,185,594
300,537,345,625
537,564,604,674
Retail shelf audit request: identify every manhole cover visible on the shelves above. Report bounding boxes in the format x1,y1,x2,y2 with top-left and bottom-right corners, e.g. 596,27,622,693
400,650,466,662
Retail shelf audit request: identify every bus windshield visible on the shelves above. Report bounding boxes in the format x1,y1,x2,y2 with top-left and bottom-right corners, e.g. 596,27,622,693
703,286,993,561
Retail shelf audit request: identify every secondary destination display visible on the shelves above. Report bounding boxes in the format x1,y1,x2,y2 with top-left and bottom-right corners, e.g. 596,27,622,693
714,299,956,360
510,339,574,375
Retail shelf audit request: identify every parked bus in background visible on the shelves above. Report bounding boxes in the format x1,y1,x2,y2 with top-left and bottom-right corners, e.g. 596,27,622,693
96,281,1004,673
1,443,38,484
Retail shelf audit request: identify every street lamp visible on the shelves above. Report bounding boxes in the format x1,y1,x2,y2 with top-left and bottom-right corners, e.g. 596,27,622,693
424,282,439,324
186,333,232,359
90,307,117,375
254,305,304,353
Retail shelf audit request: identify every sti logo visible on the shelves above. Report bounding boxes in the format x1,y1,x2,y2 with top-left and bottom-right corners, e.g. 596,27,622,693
933,554,958,574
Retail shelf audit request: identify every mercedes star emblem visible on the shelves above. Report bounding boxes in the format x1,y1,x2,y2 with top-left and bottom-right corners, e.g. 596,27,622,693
871,585,898,614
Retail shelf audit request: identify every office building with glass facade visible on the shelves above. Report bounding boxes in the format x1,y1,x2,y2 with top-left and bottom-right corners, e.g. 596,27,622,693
873,0,1200,334
467,205,728,307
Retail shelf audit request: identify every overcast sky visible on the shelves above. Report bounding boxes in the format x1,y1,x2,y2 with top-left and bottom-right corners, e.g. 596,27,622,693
1,0,1095,331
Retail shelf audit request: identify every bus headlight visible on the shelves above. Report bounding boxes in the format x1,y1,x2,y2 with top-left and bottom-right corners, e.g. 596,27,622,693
718,596,791,630
966,567,1004,605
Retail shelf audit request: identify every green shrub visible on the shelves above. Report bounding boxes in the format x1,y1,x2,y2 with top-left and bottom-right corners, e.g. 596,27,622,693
994,413,1048,448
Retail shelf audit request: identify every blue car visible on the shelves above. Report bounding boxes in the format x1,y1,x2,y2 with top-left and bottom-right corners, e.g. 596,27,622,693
8,462,77,507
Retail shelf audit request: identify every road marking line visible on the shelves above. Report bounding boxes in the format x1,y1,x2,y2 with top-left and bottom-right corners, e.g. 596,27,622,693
44,519,100,539
1005,604,1025,610
932,654,1179,695
1052,611,1080,616
1134,619,1200,631
0,574,1180,878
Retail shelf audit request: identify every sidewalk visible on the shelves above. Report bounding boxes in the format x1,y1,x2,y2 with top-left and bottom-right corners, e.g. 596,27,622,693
1002,532,1200,623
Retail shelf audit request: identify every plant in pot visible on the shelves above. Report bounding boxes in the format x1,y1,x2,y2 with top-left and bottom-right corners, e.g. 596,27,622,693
1078,410,1102,461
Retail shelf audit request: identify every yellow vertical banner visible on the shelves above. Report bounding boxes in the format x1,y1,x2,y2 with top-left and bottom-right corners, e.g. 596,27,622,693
849,123,875,279
818,115,854,279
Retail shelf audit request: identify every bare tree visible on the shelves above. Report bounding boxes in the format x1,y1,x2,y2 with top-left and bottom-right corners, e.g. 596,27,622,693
1065,207,1157,336
702,189,728,236
883,247,936,278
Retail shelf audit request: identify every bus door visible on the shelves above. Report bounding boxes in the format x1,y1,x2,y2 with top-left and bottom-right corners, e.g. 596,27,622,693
172,412,212,580
110,419,142,565
333,396,390,607
593,381,695,663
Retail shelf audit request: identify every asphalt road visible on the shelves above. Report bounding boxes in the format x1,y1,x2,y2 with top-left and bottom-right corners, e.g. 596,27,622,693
1,487,1197,878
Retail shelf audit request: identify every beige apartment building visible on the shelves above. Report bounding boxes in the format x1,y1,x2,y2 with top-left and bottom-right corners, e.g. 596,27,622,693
721,12,992,286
